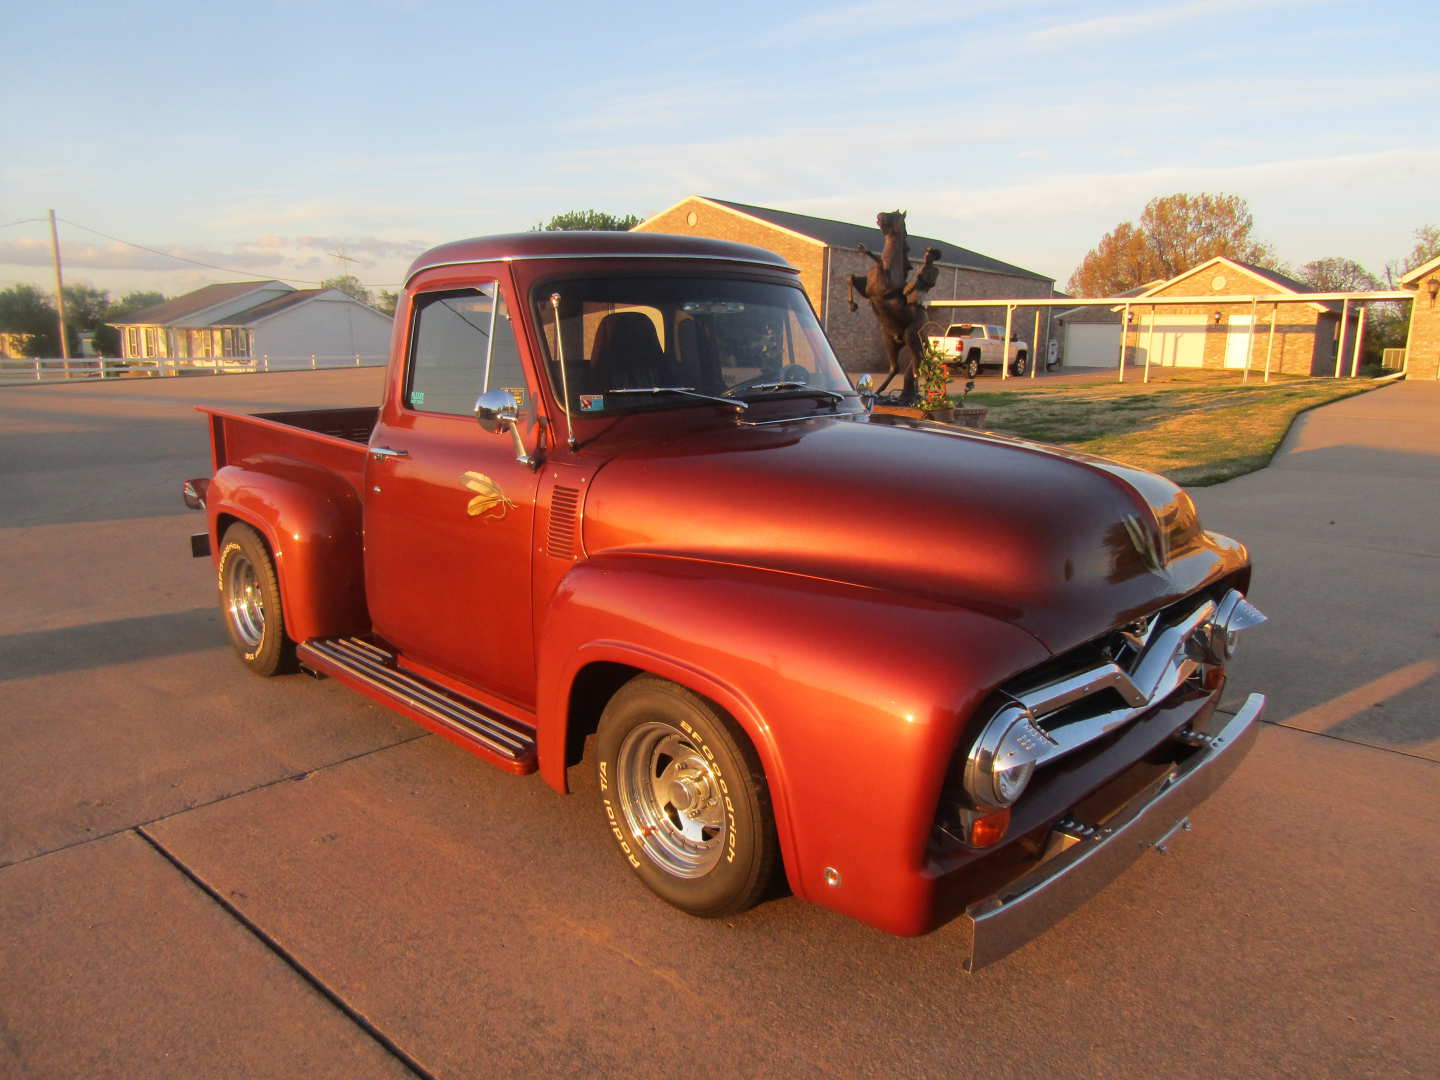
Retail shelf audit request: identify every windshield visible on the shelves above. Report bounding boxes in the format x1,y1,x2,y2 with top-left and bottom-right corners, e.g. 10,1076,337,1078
532,275,853,414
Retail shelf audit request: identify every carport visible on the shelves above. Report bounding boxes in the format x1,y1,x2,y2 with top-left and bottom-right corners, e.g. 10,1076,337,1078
929,287,1415,381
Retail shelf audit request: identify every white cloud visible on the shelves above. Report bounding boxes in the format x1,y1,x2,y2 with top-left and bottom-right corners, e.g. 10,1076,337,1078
1018,0,1326,51
776,0,1030,37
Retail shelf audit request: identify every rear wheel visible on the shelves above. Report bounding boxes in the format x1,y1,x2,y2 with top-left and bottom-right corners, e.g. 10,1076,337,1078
217,522,294,675
596,676,777,917
1011,352,1029,376
963,352,981,378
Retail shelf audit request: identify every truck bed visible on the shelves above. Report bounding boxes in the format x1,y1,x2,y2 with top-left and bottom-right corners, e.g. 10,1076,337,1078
197,405,377,494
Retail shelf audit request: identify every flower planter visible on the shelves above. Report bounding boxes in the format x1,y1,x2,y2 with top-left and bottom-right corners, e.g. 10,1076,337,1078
955,406,988,428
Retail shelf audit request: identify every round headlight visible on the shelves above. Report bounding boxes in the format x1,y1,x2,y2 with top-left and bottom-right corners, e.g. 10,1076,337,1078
964,705,1047,809
1204,590,1267,663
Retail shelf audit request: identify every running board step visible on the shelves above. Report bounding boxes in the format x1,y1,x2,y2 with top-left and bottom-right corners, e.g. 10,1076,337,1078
298,637,536,774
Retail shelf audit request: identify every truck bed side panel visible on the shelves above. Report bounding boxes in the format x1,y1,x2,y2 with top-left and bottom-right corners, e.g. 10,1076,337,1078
200,406,373,641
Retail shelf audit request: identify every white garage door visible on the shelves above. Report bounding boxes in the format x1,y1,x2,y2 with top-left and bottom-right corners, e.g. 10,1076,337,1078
1063,323,1124,368
1142,314,1207,368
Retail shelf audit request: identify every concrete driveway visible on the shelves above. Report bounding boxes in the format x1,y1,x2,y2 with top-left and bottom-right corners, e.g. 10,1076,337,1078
1,372,1435,1079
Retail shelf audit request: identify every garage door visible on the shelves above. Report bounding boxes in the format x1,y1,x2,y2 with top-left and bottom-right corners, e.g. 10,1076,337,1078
1142,314,1207,368
1063,323,1123,368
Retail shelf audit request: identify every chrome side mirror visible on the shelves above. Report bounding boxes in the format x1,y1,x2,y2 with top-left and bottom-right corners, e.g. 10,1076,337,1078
474,389,535,467
855,373,875,414
475,388,518,433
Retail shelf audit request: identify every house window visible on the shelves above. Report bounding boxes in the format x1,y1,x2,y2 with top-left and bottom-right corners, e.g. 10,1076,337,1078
144,328,157,357
222,329,235,356
127,328,139,357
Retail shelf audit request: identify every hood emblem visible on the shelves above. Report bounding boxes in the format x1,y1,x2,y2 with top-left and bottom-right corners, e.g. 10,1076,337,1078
463,471,516,520
1123,514,1169,574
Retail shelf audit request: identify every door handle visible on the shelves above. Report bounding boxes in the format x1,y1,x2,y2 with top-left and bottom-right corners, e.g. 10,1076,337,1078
370,446,409,460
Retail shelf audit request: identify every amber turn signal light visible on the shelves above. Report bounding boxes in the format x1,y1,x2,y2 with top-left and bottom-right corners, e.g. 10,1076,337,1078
970,808,1011,848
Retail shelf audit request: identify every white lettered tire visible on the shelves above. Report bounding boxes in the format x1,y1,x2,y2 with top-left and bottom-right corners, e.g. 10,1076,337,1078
596,675,777,917
217,522,295,676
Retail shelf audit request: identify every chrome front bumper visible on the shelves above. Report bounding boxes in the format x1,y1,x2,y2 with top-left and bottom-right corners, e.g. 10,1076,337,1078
958,692,1265,972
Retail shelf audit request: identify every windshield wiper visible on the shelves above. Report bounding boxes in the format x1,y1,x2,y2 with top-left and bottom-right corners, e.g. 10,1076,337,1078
734,381,847,402
608,387,747,411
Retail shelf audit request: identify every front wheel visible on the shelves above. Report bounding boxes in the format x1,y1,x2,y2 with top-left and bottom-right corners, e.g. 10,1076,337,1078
596,676,777,917
217,522,295,675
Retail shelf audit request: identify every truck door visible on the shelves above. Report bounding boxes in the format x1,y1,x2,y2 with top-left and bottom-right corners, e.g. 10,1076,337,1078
363,279,542,708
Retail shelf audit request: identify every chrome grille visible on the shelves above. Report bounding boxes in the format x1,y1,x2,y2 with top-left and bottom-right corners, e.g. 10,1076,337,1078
1003,595,1216,770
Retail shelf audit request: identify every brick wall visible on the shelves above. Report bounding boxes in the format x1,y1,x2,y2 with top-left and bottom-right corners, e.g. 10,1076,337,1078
1404,286,1440,379
1125,268,1329,376
634,197,827,309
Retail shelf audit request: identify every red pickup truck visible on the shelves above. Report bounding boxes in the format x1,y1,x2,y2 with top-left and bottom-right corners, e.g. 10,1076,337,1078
184,230,1265,970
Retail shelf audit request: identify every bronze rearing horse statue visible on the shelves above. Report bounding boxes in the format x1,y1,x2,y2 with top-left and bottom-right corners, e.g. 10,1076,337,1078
846,210,940,403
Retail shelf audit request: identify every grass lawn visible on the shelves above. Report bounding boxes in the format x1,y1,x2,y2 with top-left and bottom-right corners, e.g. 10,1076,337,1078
961,370,1381,485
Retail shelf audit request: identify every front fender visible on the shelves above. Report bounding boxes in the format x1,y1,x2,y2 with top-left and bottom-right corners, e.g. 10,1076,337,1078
207,461,367,642
535,553,1049,931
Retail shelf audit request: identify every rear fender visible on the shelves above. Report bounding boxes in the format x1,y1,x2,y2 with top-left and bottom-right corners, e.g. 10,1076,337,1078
207,462,367,642
535,554,1049,918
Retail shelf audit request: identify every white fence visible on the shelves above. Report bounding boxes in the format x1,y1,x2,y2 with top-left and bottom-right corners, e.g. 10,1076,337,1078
1,354,387,384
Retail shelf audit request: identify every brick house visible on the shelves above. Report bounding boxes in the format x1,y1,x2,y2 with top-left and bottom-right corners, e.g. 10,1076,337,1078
110,281,392,369
1399,254,1440,380
1112,257,1350,376
633,196,1054,373
1055,258,1340,375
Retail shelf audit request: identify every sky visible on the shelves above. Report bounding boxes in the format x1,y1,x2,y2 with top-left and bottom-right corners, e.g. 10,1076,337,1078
2,0,1435,300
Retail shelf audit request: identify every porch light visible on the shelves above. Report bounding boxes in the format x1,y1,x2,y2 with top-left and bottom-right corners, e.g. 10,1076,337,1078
1213,311,1224,325
1426,277,1439,306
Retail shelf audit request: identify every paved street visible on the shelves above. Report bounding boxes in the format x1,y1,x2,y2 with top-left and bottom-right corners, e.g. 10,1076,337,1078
1,371,1436,1079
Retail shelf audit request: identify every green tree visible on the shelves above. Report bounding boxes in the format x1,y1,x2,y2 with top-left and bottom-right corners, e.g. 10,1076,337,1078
62,285,112,331
1068,193,1278,296
321,274,373,305
0,284,63,356
533,209,642,232
375,289,399,317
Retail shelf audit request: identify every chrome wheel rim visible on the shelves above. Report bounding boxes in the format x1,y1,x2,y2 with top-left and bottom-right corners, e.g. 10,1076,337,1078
224,554,265,649
615,722,726,878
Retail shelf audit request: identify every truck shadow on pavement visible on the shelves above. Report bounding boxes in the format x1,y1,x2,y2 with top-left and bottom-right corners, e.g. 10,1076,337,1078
0,608,219,681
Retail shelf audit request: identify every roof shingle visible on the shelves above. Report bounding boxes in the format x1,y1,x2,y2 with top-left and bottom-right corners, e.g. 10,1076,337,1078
110,281,285,326
702,198,1051,283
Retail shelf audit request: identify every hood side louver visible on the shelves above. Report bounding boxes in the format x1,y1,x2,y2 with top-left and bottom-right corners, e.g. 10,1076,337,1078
548,485,580,559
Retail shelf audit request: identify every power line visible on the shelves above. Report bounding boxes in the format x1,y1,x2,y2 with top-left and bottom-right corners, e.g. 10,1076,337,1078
1,217,47,230
48,217,403,289
57,217,330,284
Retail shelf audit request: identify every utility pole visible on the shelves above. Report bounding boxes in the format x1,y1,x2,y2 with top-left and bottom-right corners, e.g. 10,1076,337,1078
48,209,71,373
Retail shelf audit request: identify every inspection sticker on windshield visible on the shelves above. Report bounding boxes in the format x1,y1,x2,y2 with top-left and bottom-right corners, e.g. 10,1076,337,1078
579,395,605,412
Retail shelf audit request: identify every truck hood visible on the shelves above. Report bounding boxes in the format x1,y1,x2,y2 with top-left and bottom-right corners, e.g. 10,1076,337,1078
580,415,1242,655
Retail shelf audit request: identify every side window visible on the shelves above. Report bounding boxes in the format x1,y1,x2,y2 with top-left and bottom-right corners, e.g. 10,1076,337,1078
408,285,527,416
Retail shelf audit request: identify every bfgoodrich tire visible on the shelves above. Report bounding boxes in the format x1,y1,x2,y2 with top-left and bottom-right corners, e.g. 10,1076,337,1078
217,522,295,676
596,676,777,917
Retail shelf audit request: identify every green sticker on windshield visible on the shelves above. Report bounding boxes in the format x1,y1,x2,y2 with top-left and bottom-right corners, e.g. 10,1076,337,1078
411,391,426,405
